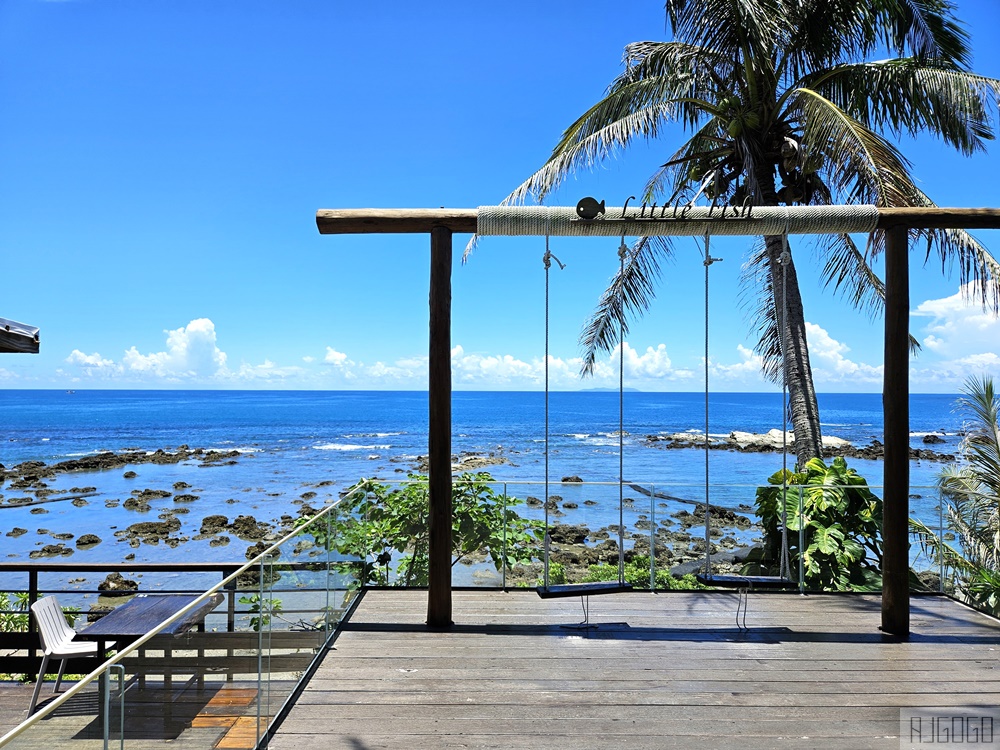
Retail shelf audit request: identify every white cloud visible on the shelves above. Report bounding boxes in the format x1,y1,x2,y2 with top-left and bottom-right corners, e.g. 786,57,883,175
451,344,539,386
909,283,1000,389
913,282,1000,356
121,318,226,378
230,360,306,381
66,349,123,378
621,343,674,378
806,323,883,383
65,319,234,383
324,347,353,367
712,344,764,381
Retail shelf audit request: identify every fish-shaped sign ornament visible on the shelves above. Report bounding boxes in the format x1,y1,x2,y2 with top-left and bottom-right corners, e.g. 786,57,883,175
0,317,40,354
575,195,754,222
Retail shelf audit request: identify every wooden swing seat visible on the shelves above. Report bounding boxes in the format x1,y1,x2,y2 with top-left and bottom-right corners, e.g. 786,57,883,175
696,574,796,589
536,582,633,599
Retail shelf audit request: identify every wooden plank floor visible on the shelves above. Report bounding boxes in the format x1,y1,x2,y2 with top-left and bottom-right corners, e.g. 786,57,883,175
271,590,1000,750
0,679,267,749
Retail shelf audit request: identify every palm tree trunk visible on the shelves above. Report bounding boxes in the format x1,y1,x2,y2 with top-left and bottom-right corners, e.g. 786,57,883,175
764,234,824,466
753,161,824,467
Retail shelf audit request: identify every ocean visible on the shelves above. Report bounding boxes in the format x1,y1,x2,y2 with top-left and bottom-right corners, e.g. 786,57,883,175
0,389,966,581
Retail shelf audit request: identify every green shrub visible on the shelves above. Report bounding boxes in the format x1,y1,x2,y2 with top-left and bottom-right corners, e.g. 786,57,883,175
754,457,882,591
583,555,705,590
317,472,542,587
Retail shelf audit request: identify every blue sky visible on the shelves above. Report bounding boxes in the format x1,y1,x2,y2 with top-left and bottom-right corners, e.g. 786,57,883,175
1,0,998,393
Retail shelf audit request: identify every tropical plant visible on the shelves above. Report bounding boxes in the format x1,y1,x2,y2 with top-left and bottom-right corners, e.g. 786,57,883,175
0,592,30,632
754,456,882,590
486,0,1000,467
584,556,705,591
911,375,1000,614
238,592,283,632
319,473,542,587
539,557,705,590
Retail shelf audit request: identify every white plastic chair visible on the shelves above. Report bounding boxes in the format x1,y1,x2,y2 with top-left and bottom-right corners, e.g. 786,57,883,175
28,596,103,715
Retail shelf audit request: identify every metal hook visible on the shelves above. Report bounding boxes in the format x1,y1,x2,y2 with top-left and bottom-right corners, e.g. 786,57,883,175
702,230,723,266
543,249,566,271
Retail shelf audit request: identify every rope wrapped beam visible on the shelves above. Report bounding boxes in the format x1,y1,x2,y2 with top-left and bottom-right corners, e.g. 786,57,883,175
315,206,1000,235
477,205,878,236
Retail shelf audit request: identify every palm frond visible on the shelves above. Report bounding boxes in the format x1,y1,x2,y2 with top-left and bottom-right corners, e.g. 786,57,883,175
501,99,681,207
951,376,1000,499
791,87,917,206
739,238,783,383
902,188,1000,313
578,236,675,376
807,60,1000,155
909,515,974,575
881,0,973,66
930,376,1000,611
815,232,922,354
818,232,885,313
782,0,882,77
665,0,786,64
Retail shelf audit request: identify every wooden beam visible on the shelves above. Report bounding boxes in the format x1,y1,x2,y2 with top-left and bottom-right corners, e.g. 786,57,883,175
882,223,910,639
317,209,477,235
427,226,453,629
875,206,1000,229
316,206,1000,235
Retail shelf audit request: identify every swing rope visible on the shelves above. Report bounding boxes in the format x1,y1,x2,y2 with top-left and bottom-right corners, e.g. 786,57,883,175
699,228,795,595
542,223,566,592
702,232,720,577
542,224,560,589
618,237,628,586
537,231,631,601
778,232,792,582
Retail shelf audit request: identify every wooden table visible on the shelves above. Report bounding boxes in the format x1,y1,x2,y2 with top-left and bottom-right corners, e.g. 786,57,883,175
77,593,224,726
79,593,224,652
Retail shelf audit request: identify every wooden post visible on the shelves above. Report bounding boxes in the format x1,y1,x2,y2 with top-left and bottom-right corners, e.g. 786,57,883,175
882,223,910,638
427,226,453,628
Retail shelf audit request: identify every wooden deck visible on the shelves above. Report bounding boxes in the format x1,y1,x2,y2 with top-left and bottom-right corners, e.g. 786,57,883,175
0,679,267,749
0,628,323,747
271,589,1000,750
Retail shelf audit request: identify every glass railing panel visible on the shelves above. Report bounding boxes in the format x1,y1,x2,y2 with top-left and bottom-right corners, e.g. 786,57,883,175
491,481,544,588
540,480,622,587
0,492,362,750
907,485,947,594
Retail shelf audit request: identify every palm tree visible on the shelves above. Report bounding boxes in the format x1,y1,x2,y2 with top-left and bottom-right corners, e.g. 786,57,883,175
911,375,1000,615
494,0,1000,466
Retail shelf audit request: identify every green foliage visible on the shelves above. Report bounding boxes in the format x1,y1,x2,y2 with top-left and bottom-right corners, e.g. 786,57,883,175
238,593,282,631
583,556,705,591
323,473,542,587
754,457,882,591
911,376,1000,615
545,561,567,585
0,592,30,632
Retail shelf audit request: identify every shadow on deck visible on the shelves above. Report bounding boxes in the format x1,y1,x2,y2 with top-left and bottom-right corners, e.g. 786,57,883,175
270,589,1000,750
0,629,323,748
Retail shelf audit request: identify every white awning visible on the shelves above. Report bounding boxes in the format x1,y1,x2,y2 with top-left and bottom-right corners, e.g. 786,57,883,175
0,317,40,354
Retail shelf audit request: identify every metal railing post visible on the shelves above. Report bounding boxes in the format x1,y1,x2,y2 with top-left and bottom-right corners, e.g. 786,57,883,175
649,484,656,591
938,490,945,593
798,487,805,593
502,483,508,590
